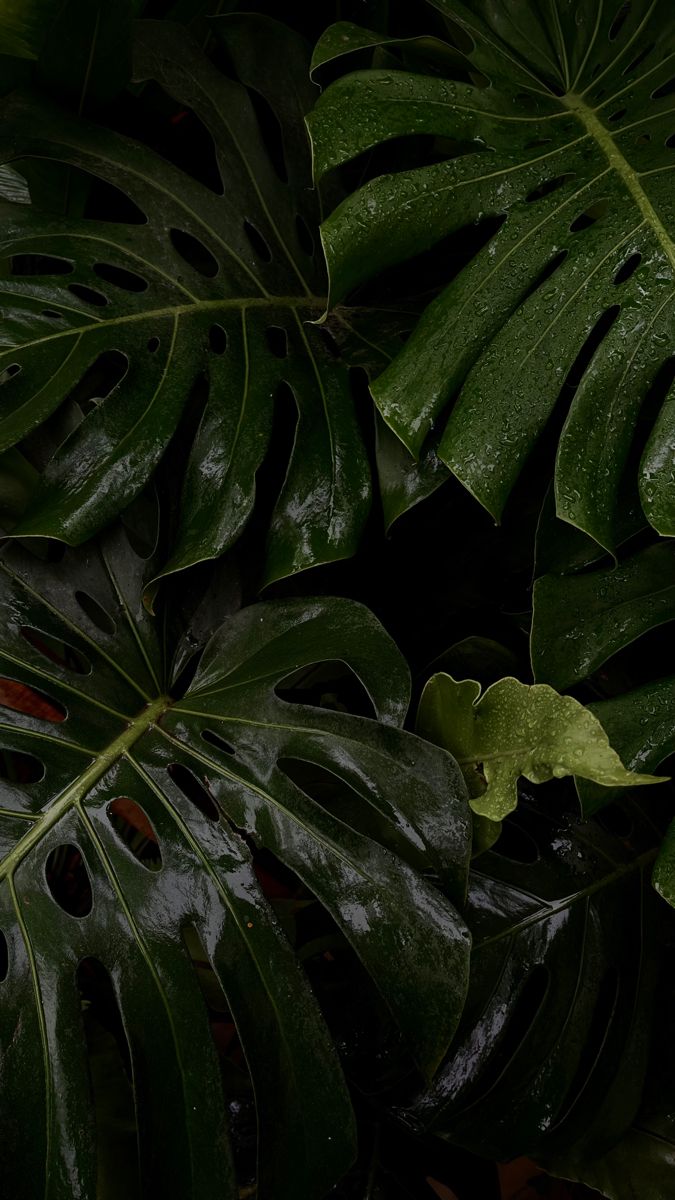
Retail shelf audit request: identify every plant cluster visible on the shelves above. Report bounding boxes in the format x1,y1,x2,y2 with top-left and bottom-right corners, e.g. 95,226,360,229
0,2,673,1198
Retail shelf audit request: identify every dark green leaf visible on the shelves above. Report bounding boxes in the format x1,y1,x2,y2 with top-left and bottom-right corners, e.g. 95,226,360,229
531,542,675,691
549,977,675,1199
0,17,393,584
405,799,666,1163
0,0,61,59
37,0,135,110
577,677,675,814
308,1,675,542
0,524,471,1197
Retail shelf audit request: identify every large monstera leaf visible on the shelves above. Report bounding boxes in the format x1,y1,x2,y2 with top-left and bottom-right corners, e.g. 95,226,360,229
402,798,669,1164
309,0,675,547
0,16,392,585
0,525,471,1199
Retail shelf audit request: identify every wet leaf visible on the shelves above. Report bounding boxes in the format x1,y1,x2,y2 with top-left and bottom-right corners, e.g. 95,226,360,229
0,523,471,1198
309,0,675,541
417,673,664,822
548,975,675,1198
0,17,394,585
576,677,675,814
532,542,675,691
406,799,669,1164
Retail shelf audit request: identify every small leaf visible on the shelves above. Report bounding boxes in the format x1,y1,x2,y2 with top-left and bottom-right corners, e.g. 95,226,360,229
417,673,666,822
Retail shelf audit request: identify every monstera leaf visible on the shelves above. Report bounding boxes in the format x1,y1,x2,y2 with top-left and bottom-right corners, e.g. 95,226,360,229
549,977,675,1200
403,798,669,1164
0,16,395,586
532,541,675,692
0,524,471,1199
309,0,675,546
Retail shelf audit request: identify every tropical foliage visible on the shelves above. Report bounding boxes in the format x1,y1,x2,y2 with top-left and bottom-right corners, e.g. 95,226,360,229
0,1,673,1198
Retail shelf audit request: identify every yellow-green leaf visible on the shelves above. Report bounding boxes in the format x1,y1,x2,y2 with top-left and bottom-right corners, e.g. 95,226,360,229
417,674,667,822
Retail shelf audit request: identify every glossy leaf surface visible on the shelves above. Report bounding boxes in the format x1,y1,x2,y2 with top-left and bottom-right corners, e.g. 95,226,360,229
309,0,675,542
550,980,675,1199
577,677,675,814
0,525,471,1199
531,542,675,691
405,799,667,1163
0,17,393,584
417,673,661,821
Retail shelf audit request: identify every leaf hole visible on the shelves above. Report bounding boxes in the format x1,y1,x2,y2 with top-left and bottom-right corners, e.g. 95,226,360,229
652,75,675,99
168,762,219,821
70,350,129,415
92,262,148,293
521,249,568,304
265,325,288,358
569,199,610,232
169,228,219,278
247,87,288,183
525,173,575,204
622,43,655,75
208,323,228,355
295,213,314,256
74,591,117,636
40,309,64,320
201,729,236,756
151,103,220,194
243,219,273,263
1,364,21,384
614,252,642,284
666,133,675,149
76,957,140,1189
147,336,160,353
644,356,675,419
0,930,7,982
278,757,418,865
560,305,621,399
182,922,256,1169
523,137,553,149
320,327,341,359
10,254,73,276
20,627,91,675
0,748,44,783
635,131,652,144
45,843,93,917
68,283,109,307
490,819,540,863
0,679,65,723
66,169,147,223
275,660,376,719
608,107,627,122
608,2,631,41
108,797,162,870
121,491,159,559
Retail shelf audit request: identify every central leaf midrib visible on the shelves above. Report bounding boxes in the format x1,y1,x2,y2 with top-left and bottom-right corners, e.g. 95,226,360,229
1,293,326,361
0,692,171,883
473,845,657,952
564,92,675,274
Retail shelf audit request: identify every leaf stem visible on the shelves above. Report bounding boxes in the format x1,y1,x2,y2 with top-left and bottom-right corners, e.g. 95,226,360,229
0,694,171,883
